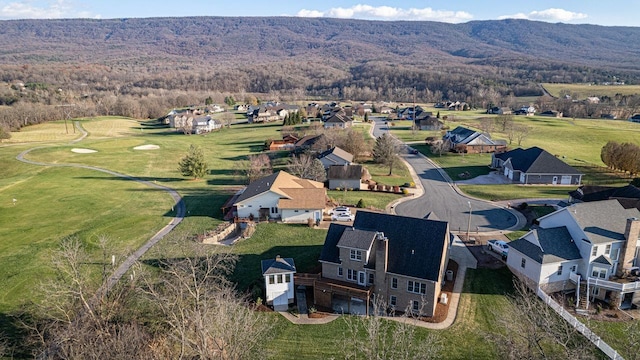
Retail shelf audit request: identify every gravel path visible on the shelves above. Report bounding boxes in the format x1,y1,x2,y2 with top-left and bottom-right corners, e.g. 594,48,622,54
15,121,186,295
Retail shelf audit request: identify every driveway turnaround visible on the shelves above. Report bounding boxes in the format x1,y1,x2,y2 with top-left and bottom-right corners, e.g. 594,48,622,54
371,118,521,233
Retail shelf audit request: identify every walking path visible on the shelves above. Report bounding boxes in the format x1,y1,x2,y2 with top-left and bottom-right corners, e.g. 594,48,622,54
15,121,186,295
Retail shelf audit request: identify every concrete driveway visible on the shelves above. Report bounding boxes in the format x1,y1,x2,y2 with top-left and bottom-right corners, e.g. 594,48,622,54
371,118,521,233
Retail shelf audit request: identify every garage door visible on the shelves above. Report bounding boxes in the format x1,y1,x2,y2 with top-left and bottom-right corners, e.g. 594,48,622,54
561,176,572,185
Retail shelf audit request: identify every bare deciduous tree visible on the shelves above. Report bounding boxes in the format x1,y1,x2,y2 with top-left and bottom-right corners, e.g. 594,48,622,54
242,153,273,183
287,154,326,182
342,297,442,360
430,139,450,157
221,111,235,128
489,278,595,360
373,133,403,175
496,114,514,132
139,240,272,360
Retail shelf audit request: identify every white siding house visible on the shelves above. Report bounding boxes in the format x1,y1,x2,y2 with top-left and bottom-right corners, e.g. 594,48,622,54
506,200,640,309
233,171,326,223
261,256,296,311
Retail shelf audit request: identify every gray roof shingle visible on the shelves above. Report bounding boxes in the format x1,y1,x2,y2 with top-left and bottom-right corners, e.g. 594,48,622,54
261,257,296,275
320,211,449,282
566,200,640,244
337,228,378,250
510,226,582,264
495,147,582,175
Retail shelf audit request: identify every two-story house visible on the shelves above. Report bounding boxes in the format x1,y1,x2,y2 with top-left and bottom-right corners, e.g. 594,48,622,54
506,200,640,309
316,211,450,316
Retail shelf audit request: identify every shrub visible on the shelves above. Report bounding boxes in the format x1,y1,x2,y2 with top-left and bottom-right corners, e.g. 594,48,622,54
307,217,315,228
518,202,529,210
356,199,365,208
410,182,415,188
402,188,409,195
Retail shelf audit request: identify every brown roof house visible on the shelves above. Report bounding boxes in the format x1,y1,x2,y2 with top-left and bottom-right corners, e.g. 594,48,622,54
233,171,326,223
315,211,450,316
327,164,363,190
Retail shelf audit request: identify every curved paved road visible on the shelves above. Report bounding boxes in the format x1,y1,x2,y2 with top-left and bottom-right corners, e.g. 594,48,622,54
371,117,520,233
16,121,186,293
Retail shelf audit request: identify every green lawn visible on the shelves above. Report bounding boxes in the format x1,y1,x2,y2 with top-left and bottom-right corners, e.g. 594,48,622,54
542,83,640,99
327,190,404,210
459,184,571,201
262,267,514,359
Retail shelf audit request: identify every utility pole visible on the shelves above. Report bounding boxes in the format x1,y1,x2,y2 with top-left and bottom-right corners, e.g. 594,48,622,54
466,201,472,241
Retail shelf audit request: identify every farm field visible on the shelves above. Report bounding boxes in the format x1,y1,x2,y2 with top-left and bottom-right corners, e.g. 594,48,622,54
542,83,640,99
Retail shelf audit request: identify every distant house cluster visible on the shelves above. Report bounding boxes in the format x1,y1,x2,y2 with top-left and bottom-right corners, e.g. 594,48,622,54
165,107,223,134
247,102,300,123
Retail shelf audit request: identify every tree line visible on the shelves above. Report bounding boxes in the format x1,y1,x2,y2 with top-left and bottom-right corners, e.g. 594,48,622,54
601,141,640,176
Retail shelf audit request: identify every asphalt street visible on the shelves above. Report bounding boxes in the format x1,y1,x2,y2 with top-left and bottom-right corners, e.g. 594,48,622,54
371,117,519,233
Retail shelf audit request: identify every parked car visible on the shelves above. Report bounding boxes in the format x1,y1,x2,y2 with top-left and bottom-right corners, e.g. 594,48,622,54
330,206,351,216
331,213,355,222
487,239,509,260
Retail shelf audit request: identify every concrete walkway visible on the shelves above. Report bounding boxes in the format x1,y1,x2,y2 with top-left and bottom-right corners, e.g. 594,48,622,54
15,121,186,296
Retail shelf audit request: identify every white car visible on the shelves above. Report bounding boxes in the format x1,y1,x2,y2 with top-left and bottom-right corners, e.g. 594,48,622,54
331,213,355,222
487,239,509,259
330,206,351,216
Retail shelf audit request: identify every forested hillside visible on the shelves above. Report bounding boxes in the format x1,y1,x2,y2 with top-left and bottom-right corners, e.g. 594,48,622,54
1,17,640,131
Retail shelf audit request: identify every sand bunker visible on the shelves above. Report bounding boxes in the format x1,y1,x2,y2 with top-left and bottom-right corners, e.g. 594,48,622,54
71,148,97,154
133,144,160,150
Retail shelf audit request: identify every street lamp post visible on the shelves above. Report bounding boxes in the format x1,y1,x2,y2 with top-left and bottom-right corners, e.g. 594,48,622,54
466,201,472,241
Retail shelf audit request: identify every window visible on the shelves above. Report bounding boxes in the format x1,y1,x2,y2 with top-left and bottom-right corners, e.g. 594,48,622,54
521,258,526,268
390,295,397,307
350,249,363,261
338,267,343,277
412,300,420,312
612,248,620,261
368,273,374,285
391,277,398,289
347,269,357,281
277,274,283,283
557,266,563,276
592,246,598,256
269,275,275,284
571,265,577,273
285,274,291,283
592,268,607,279
605,244,611,254
270,207,278,214
592,287,600,296
407,280,427,294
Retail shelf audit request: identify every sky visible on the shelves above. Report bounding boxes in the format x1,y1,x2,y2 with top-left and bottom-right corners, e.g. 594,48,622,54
0,0,637,27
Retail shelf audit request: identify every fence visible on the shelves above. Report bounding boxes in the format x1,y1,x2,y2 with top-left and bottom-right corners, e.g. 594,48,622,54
536,287,623,359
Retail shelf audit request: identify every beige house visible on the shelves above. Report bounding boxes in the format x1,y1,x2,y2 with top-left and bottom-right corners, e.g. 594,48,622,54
233,171,326,223
316,211,450,316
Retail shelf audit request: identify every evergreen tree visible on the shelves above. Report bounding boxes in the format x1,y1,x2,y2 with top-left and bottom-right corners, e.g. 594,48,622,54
178,145,208,179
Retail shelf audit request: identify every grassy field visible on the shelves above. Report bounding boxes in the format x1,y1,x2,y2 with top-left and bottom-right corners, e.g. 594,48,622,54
327,190,403,210
0,117,413,320
390,112,640,200
542,83,640,99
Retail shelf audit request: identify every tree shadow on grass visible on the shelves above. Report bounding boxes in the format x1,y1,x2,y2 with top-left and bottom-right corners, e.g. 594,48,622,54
0,310,36,358
462,267,515,296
